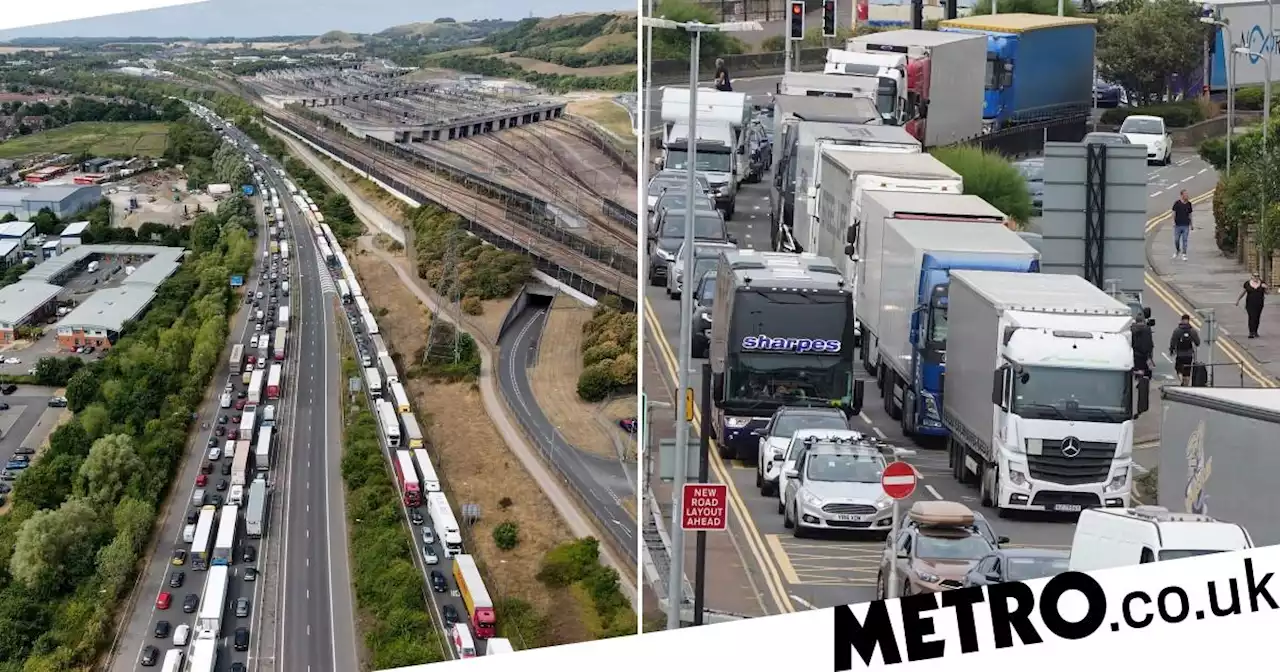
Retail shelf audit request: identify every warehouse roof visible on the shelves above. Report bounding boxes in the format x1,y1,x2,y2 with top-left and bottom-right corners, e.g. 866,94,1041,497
0,184,96,205
122,251,182,287
0,281,61,327
22,244,185,284
0,240,18,258
0,221,34,239
60,221,90,237
56,286,155,333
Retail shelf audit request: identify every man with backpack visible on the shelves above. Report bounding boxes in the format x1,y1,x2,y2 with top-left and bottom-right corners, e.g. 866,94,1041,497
1169,314,1201,386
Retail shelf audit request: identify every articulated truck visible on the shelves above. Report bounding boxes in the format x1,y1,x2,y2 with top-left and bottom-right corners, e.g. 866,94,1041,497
453,554,497,638
943,270,1149,514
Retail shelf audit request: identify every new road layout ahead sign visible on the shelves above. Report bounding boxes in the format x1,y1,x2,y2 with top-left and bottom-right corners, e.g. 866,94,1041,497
682,484,728,531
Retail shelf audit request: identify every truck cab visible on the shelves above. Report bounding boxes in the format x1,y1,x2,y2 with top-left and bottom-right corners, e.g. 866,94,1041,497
660,87,749,219
1069,506,1253,573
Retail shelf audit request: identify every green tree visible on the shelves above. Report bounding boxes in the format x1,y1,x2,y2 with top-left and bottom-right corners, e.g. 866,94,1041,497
15,452,81,511
649,0,746,61
931,145,1035,226
968,0,1080,15
189,214,222,253
64,365,101,413
493,521,520,550
1097,0,1203,105
10,498,106,592
76,433,143,505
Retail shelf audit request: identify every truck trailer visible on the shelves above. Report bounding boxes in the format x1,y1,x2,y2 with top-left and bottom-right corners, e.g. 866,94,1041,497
273,327,287,360
394,450,421,507
254,426,272,471
874,219,1040,438
247,368,264,404
211,504,237,565
813,148,962,284
943,270,1148,513
1157,386,1279,546
939,14,1096,131
198,565,230,637
844,29,987,144
378,399,401,447
452,555,497,638
402,412,425,449
245,478,267,538
266,363,282,400
427,491,464,556
230,344,244,374
771,121,919,254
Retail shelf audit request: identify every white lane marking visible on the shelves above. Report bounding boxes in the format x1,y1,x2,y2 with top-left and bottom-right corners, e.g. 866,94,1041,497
1150,191,1164,197
859,412,872,424
926,484,943,500
1176,158,1191,166
1197,168,1207,175
790,594,819,610
1162,352,1173,363
872,426,886,439
1181,176,1195,183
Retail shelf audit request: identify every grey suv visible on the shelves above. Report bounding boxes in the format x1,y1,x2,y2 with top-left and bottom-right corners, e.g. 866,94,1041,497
666,240,736,299
647,208,729,286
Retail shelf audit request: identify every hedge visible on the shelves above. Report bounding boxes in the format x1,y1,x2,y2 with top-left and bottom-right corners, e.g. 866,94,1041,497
1099,101,1205,128
576,296,637,402
407,204,533,316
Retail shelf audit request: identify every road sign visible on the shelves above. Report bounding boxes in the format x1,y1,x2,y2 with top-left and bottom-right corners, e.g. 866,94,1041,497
681,484,728,531
881,461,917,500
684,388,695,421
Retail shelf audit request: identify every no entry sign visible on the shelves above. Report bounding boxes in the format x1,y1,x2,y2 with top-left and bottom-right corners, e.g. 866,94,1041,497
682,484,728,531
881,461,918,500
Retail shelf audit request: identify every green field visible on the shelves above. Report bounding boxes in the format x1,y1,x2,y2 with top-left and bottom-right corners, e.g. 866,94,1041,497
0,121,171,159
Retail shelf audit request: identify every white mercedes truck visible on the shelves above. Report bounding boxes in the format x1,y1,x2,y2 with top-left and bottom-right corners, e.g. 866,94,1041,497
943,270,1149,514
660,87,749,218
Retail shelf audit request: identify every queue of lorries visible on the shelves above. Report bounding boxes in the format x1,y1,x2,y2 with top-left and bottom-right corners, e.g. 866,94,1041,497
650,14,1260,594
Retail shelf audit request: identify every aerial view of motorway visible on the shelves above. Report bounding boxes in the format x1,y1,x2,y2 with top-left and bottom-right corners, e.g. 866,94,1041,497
640,9,1270,624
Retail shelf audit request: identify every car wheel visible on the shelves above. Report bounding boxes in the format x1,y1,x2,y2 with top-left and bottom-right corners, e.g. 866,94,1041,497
647,267,660,287
762,479,775,498
792,505,807,538
782,500,794,528
777,499,785,515
755,462,763,489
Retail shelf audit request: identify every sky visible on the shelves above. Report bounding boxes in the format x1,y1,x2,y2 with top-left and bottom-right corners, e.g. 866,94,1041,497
0,0,635,40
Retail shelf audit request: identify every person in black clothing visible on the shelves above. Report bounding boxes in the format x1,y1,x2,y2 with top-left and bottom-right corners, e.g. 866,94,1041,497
1169,314,1201,386
1171,190,1193,260
1131,307,1155,377
714,58,732,91
1235,272,1269,338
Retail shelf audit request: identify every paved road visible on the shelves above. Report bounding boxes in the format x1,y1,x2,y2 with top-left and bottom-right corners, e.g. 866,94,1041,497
642,149,1220,614
497,306,638,559
110,167,268,672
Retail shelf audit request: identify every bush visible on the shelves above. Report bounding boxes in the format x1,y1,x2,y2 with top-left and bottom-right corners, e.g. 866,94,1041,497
1099,102,1204,128
538,538,634,639
536,537,601,587
1213,180,1236,255
461,296,483,315
33,356,84,387
576,300,637,402
493,521,520,550
931,145,1034,226
577,362,616,403
1236,86,1265,110
410,204,533,304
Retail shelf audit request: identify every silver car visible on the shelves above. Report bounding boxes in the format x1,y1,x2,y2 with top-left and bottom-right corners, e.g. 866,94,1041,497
783,442,895,538
646,172,710,213
666,240,737,299
650,189,716,234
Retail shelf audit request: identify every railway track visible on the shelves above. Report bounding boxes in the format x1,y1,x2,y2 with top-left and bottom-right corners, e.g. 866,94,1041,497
270,112,637,300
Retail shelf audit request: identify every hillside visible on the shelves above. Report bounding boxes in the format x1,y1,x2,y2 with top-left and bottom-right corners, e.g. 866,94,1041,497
481,13,637,71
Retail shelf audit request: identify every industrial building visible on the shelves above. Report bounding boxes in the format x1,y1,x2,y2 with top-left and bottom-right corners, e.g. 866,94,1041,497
55,286,155,350
60,221,89,248
46,244,185,350
0,184,103,220
0,281,61,344
0,240,21,268
0,221,35,247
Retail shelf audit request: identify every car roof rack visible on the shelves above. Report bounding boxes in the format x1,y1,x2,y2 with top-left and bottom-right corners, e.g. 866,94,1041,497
909,501,976,528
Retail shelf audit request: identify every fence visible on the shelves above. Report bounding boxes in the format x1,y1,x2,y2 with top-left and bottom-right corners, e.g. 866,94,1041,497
268,113,637,310
649,47,829,85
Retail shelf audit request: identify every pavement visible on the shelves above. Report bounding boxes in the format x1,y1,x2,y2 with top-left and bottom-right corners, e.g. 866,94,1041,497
498,305,638,560
641,149,1222,615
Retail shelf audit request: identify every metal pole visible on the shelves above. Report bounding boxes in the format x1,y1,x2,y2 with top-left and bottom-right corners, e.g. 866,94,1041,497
1058,0,1063,16
693,362,713,626
1228,48,1235,176
1204,34,1211,99
667,26,703,632
784,29,793,74
643,0,654,174
886,500,900,599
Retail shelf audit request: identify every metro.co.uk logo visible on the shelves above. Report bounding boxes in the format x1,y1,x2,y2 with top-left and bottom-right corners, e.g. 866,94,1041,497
741,335,842,353
1243,25,1278,64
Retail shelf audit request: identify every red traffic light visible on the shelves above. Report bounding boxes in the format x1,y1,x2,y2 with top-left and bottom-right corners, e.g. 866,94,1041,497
792,3,803,13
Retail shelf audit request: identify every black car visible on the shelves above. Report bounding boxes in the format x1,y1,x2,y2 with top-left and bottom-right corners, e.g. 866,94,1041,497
207,437,217,448
13,446,34,455
231,663,246,672
210,494,223,506
0,402,9,410
187,510,199,524
441,604,460,626
409,509,424,525
235,597,251,617
244,567,257,581
430,570,448,593
234,627,249,651
214,426,226,437
154,621,170,638
242,545,256,563
752,405,854,471
218,415,229,424
962,548,1070,588
140,645,159,666
1,384,17,395
201,462,213,475
183,593,199,613
222,462,233,476
216,479,228,491
169,571,184,588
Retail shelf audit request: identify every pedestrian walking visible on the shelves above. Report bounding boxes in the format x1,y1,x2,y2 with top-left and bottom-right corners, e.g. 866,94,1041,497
714,58,732,92
1236,272,1270,338
1131,306,1155,377
1169,314,1201,386
1171,190,1193,261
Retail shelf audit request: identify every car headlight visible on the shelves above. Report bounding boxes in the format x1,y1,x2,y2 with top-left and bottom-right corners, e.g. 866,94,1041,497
875,498,892,510
700,313,712,323
916,570,941,584
725,417,750,428
802,491,823,507
656,249,674,261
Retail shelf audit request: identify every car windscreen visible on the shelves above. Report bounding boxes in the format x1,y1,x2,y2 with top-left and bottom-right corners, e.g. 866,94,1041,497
1120,118,1164,135
772,413,848,438
915,533,993,560
661,213,725,239
1004,555,1070,581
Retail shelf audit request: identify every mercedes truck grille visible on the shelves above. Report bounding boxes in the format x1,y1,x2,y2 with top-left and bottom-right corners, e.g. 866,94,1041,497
1027,441,1117,485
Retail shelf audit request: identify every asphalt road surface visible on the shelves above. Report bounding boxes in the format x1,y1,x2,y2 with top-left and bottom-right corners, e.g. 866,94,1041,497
111,173,269,672
497,306,638,558
642,149,1221,614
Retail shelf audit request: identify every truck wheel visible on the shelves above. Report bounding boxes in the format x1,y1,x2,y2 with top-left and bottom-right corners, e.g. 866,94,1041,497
901,391,914,435
861,337,875,375
887,377,902,421
979,463,996,508
876,363,886,395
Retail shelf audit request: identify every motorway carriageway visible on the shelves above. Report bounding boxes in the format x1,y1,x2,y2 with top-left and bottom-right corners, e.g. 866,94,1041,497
642,150,1270,617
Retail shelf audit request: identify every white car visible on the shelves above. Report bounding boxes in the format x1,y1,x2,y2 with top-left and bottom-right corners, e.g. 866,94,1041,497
775,429,867,513
782,442,896,538
4,357,20,365
423,546,439,565
755,408,855,498
1119,114,1171,165
207,446,221,461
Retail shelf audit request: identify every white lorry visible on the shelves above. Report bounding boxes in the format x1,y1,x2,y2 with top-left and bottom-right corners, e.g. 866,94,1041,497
772,121,919,255
245,477,267,538
813,148,962,278
659,87,749,218
196,565,229,637
943,270,1148,513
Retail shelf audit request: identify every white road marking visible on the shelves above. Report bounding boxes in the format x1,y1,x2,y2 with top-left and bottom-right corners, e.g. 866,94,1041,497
1181,176,1195,183
1197,168,1207,175
1162,352,1174,363
859,412,872,424
883,475,916,486
925,484,943,500
872,426,886,439
1150,190,1164,197
790,594,819,610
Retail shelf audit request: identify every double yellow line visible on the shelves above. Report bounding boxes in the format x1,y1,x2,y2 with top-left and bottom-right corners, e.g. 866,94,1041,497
1144,191,1276,388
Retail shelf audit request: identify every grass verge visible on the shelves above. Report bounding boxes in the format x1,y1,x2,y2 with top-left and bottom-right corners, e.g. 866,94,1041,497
0,121,170,159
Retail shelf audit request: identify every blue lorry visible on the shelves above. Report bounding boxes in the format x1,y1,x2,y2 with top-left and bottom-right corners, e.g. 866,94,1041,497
858,192,1040,438
939,13,1097,131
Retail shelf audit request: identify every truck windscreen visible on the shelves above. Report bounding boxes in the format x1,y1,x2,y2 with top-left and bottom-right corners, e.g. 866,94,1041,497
665,150,732,173
725,290,853,405
1010,366,1129,423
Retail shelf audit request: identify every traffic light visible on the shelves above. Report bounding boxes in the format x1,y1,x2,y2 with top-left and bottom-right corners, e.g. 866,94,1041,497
822,0,837,37
789,0,805,41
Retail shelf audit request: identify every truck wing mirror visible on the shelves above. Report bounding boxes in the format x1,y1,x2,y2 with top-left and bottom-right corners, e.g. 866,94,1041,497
849,380,865,416
845,225,858,245
712,371,725,400
991,369,1005,406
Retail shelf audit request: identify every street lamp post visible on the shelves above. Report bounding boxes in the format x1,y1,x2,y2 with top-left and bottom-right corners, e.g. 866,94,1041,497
1201,17,1233,175
640,16,762,631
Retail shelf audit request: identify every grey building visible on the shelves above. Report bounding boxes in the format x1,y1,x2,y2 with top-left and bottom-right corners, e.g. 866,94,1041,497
0,281,62,344
0,184,104,220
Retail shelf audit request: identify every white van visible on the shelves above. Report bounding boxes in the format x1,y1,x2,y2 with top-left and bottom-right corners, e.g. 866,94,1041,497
1069,505,1253,573
183,524,196,543
228,484,244,506
160,649,183,672
172,623,190,646
224,440,236,460
451,623,477,659
192,489,206,507
282,281,290,295
220,392,231,409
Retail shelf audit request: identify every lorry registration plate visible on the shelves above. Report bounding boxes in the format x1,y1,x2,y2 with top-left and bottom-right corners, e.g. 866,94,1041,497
1053,504,1082,513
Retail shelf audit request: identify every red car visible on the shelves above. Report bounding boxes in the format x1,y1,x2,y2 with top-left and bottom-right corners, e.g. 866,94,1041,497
156,592,172,610
235,399,246,410
228,429,238,440
196,474,207,487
